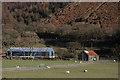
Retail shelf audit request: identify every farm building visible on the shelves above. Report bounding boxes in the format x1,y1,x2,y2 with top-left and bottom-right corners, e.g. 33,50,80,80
6,47,55,58
78,50,99,61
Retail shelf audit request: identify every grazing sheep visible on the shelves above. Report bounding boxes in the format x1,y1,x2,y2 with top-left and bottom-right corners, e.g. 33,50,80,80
66,71,70,74
113,60,116,63
16,65,20,68
84,70,87,72
80,61,82,63
75,61,77,63
46,66,51,68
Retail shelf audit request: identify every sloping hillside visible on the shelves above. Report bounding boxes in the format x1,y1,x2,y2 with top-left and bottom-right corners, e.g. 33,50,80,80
2,2,119,52
2,2,69,25
2,2,118,28
2,2,69,50
42,2,118,28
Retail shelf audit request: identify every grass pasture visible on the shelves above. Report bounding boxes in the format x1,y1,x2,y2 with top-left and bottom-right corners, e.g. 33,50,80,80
2,60,75,68
2,60,118,78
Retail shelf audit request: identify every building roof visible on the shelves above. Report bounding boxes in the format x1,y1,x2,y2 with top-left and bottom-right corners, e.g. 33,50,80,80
7,47,54,52
84,50,98,56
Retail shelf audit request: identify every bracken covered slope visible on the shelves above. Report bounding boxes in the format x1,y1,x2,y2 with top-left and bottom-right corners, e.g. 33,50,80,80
42,2,118,28
3,2,118,28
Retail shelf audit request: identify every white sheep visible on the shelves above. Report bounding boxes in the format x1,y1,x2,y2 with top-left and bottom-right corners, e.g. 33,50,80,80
113,60,116,63
46,66,51,69
16,65,20,68
75,61,77,63
66,70,70,74
80,61,82,63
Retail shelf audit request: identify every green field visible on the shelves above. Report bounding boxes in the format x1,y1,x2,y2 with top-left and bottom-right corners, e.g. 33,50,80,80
2,60,118,78
2,60,76,68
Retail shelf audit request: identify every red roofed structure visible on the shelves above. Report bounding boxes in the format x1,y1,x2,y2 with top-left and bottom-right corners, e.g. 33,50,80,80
78,50,99,61
85,51,98,56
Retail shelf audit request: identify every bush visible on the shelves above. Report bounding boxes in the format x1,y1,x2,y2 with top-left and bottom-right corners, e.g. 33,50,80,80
3,28,19,46
75,17,85,22
56,24,72,36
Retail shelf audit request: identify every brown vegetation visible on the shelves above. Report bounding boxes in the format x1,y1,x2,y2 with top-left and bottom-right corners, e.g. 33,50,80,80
2,2,119,59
